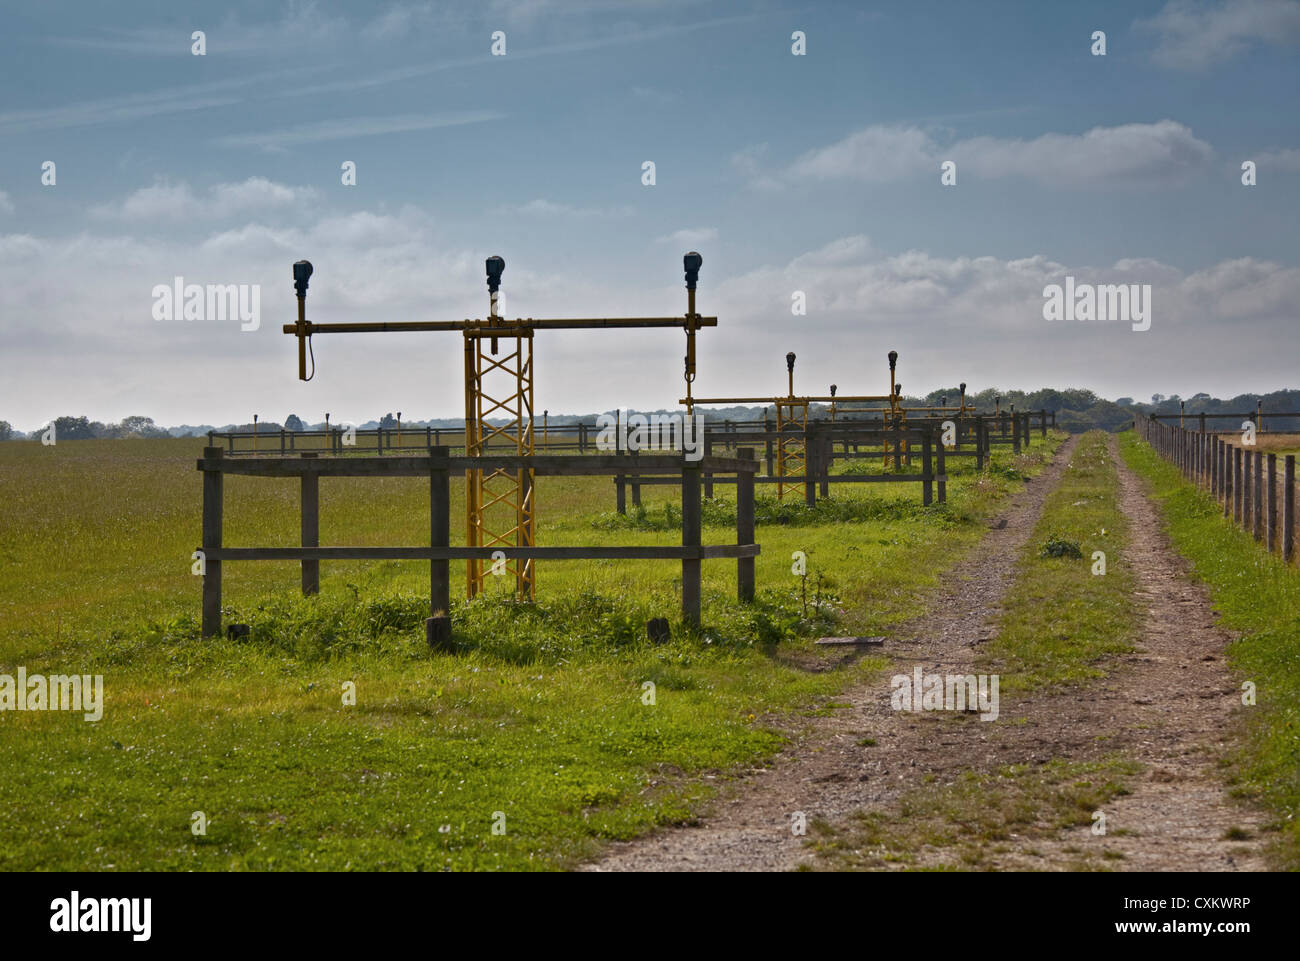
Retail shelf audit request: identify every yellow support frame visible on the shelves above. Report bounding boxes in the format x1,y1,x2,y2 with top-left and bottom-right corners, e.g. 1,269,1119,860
464,329,535,600
285,253,715,607
775,399,809,501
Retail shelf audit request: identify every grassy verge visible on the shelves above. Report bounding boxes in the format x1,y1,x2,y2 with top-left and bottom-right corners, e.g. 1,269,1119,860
0,432,1062,870
1119,430,1300,868
981,430,1137,692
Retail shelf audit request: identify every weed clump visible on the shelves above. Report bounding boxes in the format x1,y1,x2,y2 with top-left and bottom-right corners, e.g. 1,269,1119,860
1040,534,1083,559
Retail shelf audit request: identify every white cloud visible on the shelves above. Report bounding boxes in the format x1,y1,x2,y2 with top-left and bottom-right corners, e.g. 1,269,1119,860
1256,147,1300,171
2,200,1297,429
763,120,1213,188
91,178,318,222
656,227,718,246
1135,0,1300,69
500,199,634,218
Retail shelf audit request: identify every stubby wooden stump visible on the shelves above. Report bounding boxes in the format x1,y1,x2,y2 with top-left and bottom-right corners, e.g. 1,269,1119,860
226,623,251,641
647,617,671,644
426,615,452,650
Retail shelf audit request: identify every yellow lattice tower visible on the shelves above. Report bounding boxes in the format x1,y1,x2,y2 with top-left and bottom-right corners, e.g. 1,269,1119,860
464,268,535,598
881,350,909,468
775,352,808,501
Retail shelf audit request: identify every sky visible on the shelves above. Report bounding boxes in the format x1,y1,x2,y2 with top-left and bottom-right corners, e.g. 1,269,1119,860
0,0,1297,431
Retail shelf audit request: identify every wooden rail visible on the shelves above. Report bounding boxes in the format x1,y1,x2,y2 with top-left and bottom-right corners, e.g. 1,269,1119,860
613,411,1046,512
196,447,760,640
206,409,1054,456
1135,413,1296,565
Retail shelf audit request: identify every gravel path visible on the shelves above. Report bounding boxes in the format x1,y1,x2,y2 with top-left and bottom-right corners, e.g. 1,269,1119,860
585,437,1080,871
585,434,1269,871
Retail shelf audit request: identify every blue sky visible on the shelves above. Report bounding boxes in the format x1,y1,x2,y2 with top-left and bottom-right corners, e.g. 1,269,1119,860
1,0,1298,430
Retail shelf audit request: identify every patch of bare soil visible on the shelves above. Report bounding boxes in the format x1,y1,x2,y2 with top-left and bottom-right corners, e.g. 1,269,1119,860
583,435,1269,872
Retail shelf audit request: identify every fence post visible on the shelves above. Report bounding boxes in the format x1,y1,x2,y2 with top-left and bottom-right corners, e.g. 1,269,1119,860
764,411,775,476
681,458,702,627
428,447,451,645
1243,449,1252,532
804,424,817,508
615,450,627,515
1284,456,1295,563
1224,442,1232,518
301,452,320,596
975,416,985,471
704,434,715,500
1254,449,1264,541
1234,447,1243,525
201,447,223,638
1267,453,1278,553
1040,409,1047,438
1012,414,1021,454
819,426,830,498
736,448,755,603
937,431,947,504
922,428,934,507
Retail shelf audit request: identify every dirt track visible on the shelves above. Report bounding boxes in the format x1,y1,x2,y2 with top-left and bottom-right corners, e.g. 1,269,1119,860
585,435,1268,872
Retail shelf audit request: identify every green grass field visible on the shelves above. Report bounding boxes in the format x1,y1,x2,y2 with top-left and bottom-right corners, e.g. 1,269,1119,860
0,433,1061,870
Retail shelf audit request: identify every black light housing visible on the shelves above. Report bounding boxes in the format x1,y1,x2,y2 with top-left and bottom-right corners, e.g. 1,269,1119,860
683,251,703,290
829,384,837,397
785,351,796,373
293,260,313,296
888,350,898,370
486,255,505,293
959,382,967,393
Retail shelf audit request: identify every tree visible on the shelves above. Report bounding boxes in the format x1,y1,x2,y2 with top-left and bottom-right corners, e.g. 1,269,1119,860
379,412,397,429
1151,394,1164,404
0,421,11,441
284,414,304,432
1114,397,1134,407
117,415,167,438
53,415,94,439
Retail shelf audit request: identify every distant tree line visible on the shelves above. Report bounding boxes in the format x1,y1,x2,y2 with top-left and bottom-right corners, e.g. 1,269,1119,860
3,391,1298,440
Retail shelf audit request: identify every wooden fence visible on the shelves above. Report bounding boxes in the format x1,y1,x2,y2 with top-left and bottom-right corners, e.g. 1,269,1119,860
1135,413,1296,564
206,409,1054,456
195,447,760,640
614,411,1047,512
